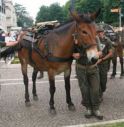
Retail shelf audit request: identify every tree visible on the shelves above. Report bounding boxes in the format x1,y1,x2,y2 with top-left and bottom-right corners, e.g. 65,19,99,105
100,0,119,25
36,3,64,23
63,0,103,22
14,3,34,27
36,6,50,22
49,3,64,22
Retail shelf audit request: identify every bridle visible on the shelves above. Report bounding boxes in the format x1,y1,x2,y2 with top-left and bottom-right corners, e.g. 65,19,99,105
72,22,97,50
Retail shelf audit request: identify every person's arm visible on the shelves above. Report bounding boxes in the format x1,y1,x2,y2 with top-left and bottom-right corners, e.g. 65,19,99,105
102,37,113,61
96,37,113,65
96,36,102,51
72,53,81,59
5,41,18,46
72,44,81,59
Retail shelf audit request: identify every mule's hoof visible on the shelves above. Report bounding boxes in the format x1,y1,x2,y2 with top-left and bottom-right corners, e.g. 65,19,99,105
120,74,124,79
49,108,56,115
33,96,39,101
68,104,76,111
25,102,31,107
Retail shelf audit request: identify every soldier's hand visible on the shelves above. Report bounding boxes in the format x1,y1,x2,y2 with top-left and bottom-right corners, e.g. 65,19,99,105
97,51,103,58
72,53,81,59
95,58,103,65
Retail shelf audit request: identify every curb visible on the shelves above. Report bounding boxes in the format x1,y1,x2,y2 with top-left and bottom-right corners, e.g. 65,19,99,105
64,119,124,127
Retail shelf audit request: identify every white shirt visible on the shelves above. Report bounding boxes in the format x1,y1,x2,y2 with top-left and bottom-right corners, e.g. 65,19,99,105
5,36,16,42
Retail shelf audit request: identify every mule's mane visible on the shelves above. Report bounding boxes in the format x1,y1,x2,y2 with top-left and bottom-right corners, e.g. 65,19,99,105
54,14,94,34
55,14,93,29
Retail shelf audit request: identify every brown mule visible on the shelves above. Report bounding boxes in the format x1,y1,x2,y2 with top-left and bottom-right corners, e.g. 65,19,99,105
0,9,100,114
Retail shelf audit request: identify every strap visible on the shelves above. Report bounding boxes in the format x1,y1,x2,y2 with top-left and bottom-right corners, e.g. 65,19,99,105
47,56,73,62
76,63,97,69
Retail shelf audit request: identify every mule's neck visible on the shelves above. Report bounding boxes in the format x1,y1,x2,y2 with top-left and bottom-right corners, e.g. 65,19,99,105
54,21,76,57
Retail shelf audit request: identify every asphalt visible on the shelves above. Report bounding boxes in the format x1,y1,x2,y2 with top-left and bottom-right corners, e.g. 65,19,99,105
0,61,124,127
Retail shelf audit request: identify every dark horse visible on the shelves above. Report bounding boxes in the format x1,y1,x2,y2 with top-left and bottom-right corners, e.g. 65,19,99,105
110,40,124,78
0,10,100,114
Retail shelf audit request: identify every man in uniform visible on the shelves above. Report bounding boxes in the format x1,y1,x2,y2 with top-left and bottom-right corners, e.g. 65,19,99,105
96,26,113,101
73,38,103,120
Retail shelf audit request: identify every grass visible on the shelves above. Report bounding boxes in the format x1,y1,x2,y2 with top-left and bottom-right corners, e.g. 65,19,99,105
92,122,124,127
11,57,20,64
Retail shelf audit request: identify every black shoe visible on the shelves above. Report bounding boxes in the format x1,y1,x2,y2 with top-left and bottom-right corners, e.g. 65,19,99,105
84,109,93,119
93,110,103,120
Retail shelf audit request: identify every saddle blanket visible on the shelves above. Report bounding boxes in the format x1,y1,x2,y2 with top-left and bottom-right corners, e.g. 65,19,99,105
23,32,37,43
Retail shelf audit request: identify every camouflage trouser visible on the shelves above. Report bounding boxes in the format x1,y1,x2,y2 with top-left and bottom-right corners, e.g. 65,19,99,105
76,64,100,110
98,63,108,94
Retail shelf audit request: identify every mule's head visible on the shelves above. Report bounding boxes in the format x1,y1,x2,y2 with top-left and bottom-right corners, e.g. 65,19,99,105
70,9,101,63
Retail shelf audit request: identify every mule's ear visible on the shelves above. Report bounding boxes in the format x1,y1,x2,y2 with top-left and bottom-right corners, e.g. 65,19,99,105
90,8,101,20
69,8,81,22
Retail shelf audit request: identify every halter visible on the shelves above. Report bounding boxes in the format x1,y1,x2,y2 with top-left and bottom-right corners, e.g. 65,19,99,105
72,22,97,50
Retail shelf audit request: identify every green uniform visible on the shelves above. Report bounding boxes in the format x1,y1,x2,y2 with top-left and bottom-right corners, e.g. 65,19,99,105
121,29,124,42
75,46,100,110
98,36,113,93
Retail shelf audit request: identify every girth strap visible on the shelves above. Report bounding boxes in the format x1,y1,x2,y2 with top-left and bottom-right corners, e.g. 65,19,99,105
29,43,73,63
47,56,73,62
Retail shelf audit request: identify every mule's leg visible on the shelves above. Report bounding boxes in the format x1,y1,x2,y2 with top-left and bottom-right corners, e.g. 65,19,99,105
32,68,38,100
119,56,124,78
48,71,56,114
110,57,117,79
64,69,75,111
21,63,31,106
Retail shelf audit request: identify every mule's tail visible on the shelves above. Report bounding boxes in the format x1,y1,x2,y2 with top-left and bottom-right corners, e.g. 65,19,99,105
0,44,21,60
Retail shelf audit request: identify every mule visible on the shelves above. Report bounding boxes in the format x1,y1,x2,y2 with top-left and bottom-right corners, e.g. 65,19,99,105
0,9,100,114
110,41,124,78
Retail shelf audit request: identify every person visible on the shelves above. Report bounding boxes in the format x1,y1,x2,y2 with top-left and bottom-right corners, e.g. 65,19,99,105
0,32,20,47
72,37,103,120
96,26,113,101
121,26,124,43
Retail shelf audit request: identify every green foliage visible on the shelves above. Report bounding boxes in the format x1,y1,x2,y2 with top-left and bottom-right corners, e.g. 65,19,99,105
14,3,34,27
11,57,20,64
36,3,64,23
92,122,124,127
35,0,124,26
36,6,50,22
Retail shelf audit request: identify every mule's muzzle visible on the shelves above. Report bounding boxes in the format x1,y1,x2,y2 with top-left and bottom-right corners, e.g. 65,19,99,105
91,57,98,64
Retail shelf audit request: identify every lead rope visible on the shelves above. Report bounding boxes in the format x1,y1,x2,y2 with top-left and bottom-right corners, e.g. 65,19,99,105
72,32,78,44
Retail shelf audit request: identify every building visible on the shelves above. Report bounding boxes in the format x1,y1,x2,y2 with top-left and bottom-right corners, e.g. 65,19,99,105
0,0,6,32
5,0,17,32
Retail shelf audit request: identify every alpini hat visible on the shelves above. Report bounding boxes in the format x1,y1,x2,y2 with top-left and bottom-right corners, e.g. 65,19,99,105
96,26,104,32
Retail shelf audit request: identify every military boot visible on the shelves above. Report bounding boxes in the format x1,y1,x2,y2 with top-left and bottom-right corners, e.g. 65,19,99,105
84,108,93,118
93,109,103,120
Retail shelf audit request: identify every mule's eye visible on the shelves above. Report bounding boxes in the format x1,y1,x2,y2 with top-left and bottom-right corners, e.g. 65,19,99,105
82,30,88,35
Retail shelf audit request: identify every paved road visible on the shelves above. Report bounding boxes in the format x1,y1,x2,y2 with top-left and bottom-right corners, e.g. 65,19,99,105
0,61,124,127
